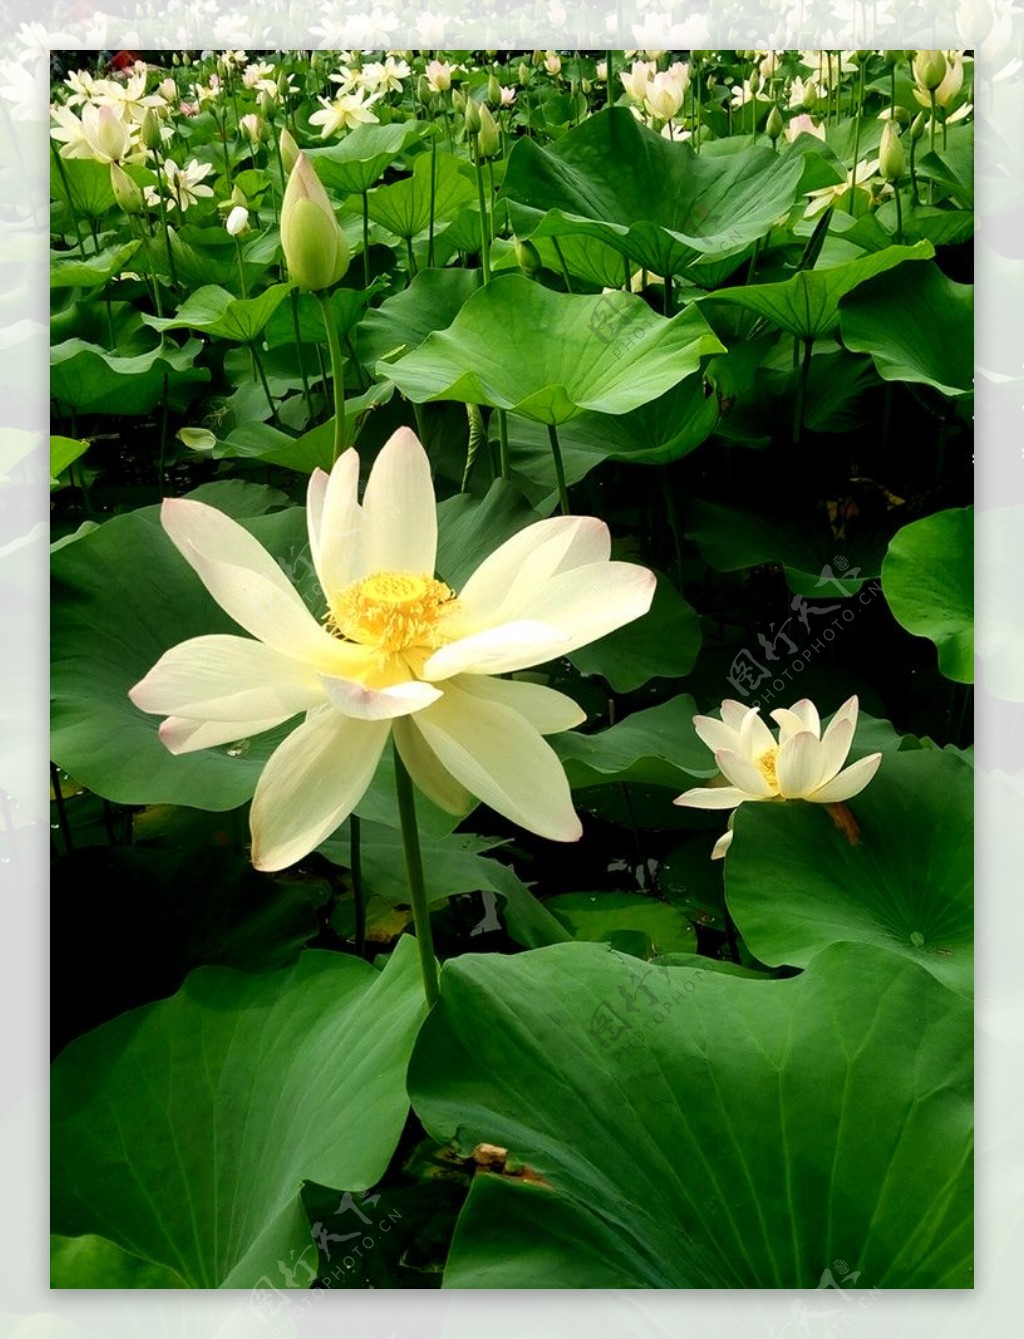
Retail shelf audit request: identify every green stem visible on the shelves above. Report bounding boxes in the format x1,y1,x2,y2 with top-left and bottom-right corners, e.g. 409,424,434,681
291,289,313,418
251,343,276,418
893,181,904,244
362,190,371,288
151,147,180,289
157,370,170,496
929,91,936,204
350,813,366,958
316,291,347,461
473,148,491,282
404,234,417,280
663,272,673,317
792,338,813,446
50,143,86,255
497,408,510,481
623,252,632,292
546,422,570,515
233,236,248,297
551,237,572,293
393,743,440,1007
427,131,437,269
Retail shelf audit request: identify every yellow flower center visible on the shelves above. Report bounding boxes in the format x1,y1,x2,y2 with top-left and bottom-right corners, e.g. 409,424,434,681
327,570,457,654
755,747,779,789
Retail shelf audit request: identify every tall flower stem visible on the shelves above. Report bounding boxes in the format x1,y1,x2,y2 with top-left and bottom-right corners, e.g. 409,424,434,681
393,744,440,1007
350,813,366,958
361,190,371,288
50,142,86,256
547,422,570,515
473,146,491,282
792,338,813,445
427,128,437,269
316,291,346,463
290,290,313,419
496,408,511,481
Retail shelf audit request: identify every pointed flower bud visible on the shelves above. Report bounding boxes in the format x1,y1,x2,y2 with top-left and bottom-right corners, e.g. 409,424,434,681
514,237,542,276
239,113,263,143
487,73,502,106
879,120,905,182
141,107,162,152
110,162,143,214
913,50,948,92
766,104,784,141
911,110,927,141
280,153,349,291
279,126,299,174
464,98,482,134
226,204,250,235
477,103,500,159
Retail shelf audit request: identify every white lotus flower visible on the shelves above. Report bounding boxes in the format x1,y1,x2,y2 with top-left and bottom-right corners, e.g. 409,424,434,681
309,88,381,137
130,429,656,872
674,696,882,859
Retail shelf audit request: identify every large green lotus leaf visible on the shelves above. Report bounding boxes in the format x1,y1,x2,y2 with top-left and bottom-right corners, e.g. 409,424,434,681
491,231,637,291
545,891,697,958
839,262,973,397
50,434,89,482
367,150,476,239
552,695,716,790
49,240,141,290
384,274,724,425
354,267,482,366
882,506,974,683
50,1235,187,1288
306,120,425,195
705,240,934,339
50,336,210,416
408,940,972,1287
502,106,806,278
725,749,972,998
570,574,701,692
49,155,116,216
142,282,294,343
51,940,424,1289
686,497,886,597
51,502,308,808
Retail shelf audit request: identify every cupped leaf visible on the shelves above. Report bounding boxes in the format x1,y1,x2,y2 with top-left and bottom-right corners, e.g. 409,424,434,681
50,434,88,482
142,282,294,343
409,940,972,1286
306,120,425,196
50,336,210,416
545,891,697,958
502,107,806,278
354,267,482,367
552,695,715,790
882,506,974,682
705,241,934,339
725,748,973,998
367,150,476,240
840,261,973,397
50,240,141,290
569,573,701,692
51,940,425,1289
384,274,724,425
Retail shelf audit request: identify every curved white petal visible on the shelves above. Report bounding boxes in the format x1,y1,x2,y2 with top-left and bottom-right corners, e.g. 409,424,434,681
308,448,362,596
360,427,437,576
158,713,290,755
413,684,582,841
130,635,325,721
823,695,859,745
739,706,777,761
454,515,611,631
421,621,573,680
250,709,390,871
450,674,586,735
719,700,749,730
711,829,734,859
715,748,775,798
693,715,743,756
320,675,442,720
392,716,475,816
817,718,854,787
673,785,751,810
772,698,822,741
775,731,825,798
808,751,882,804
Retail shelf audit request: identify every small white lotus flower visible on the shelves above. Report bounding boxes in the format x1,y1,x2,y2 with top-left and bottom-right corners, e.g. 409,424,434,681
225,204,249,236
620,59,656,103
543,51,562,77
674,696,882,859
425,59,453,94
309,87,381,137
644,70,686,121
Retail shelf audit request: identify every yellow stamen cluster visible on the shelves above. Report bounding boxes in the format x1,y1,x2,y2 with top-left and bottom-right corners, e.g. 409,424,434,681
755,747,779,789
327,570,456,653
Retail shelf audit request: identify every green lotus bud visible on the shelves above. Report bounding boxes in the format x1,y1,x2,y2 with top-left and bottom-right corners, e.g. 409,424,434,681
882,50,901,67
279,126,300,174
477,103,500,159
417,75,432,105
239,113,263,143
452,89,466,114
766,105,784,141
487,73,502,106
581,77,592,94
801,81,819,112
464,98,482,134
518,62,530,84
878,120,904,183
911,111,927,141
913,50,948,92
531,51,544,67
514,237,542,276
890,105,910,126
280,153,349,291
141,107,162,152
259,90,275,119
110,162,143,214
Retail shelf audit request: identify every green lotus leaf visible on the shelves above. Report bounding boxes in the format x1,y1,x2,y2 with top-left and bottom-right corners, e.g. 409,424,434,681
50,240,141,289
142,282,294,343
367,150,476,240
306,120,425,196
882,506,974,681
552,695,716,790
570,573,701,692
50,336,210,416
545,891,697,958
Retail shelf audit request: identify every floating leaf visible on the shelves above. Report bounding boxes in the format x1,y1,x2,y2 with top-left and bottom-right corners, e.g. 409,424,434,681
307,121,425,196
143,282,294,343
882,506,973,682
545,891,697,958
570,574,701,692
49,240,141,290
50,336,210,416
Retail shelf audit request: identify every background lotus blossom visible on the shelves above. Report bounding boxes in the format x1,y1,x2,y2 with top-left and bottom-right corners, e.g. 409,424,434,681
130,429,655,872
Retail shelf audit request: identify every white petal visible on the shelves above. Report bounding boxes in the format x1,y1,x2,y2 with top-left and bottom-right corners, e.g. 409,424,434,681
711,830,734,859
308,448,362,596
360,427,437,575
771,698,821,741
130,635,324,721
693,715,743,756
673,785,751,810
739,706,777,761
320,675,442,720
719,700,749,730
775,731,825,798
158,713,290,755
392,715,475,815
421,621,573,680
449,674,586,735
250,710,390,871
823,694,859,744
808,752,882,804
715,748,775,798
817,718,854,787
454,516,611,631
413,684,582,841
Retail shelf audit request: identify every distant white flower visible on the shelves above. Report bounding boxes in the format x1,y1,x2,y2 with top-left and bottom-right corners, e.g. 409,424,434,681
544,51,562,77
425,59,453,94
146,157,215,212
804,158,884,218
360,56,410,95
309,88,381,137
225,204,249,236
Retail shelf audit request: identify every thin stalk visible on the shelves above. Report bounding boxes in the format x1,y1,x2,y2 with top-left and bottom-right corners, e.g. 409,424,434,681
233,236,248,297
792,338,813,445
551,237,572,293
427,130,437,269
151,148,180,289
50,142,86,255
291,289,313,418
605,50,614,107
250,343,276,418
270,119,286,224
404,234,417,280
893,181,904,243
361,190,371,288
393,744,440,1007
157,371,170,496
350,814,366,958
929,91,936,203
316,291,346,461
473,147,491,282
546,422,570,515
314,343,330,422
496,408,510,481
50,764,73,855
623,252,632,291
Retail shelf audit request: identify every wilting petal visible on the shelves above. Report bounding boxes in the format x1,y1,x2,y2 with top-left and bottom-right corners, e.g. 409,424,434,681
738,706,777,762
711,830,734,859
158,713,290,755
693,714,742,756
673,785,751,810
320,675,442,720
775,731,825,798
392,716,475,815
308,448,362,595
715,748,775,798
360,427,437,575
250,709,390,871
413,684,582,841
807,752,882,804
421,621,573,680
450,674,586,735
771,698,821,741
130,635,324,721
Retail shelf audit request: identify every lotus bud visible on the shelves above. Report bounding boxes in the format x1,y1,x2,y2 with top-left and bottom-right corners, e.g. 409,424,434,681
464,98,482,134
476,103,500,159
226,204,250,235
141,107,162,151
766,104,784,141
879,121,904,182
277,70,290,98
157,77,177,102
911,110,927,140
280,153,349,291
110,162,143,214
531,51,544,67
487,73,502,106
452,89,466,114
801,81,819,112
913,49,948,92
239,113,263,143
514,237,542,276
417,75,432,104
279,126,299,174
891,105,910,126
259,90,275,119
882,50,901,67
171,53,180,67
581,77,592,94
518,62,530,84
